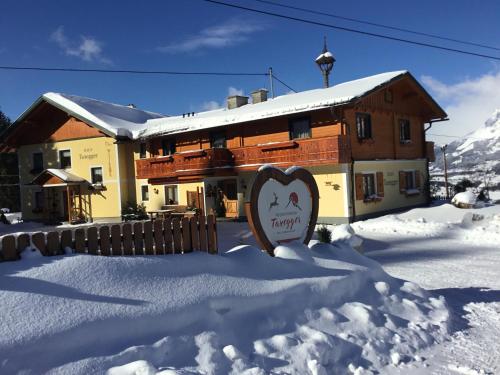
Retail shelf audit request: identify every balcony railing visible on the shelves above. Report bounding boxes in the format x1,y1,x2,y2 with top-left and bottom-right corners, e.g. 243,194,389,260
136,135,350,181
232,135,351,169
136,148,234,180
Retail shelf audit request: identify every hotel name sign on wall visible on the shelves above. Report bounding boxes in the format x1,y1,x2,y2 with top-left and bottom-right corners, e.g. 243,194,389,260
246,166,319,255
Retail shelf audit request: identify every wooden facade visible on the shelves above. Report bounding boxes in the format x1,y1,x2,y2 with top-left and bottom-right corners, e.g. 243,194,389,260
136,74,446,183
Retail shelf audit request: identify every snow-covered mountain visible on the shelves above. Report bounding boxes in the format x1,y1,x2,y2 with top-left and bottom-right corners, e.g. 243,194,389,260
431,109,500,192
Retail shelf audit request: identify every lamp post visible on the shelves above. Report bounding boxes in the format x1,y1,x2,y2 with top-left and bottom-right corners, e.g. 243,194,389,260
441,144,449,199
315,37,335,88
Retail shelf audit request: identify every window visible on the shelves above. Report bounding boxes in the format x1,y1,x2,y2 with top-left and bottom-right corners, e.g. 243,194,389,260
289,117,311,139
399,170,420,194
91,167,103,184
399,119,411,143
356,113,372,139
210,131,226,148
405,171,416,190
141,185,149,201
165,185,178,204
139,143,147,159
32,153,43,173
161,139,176,156
363,173,376,199
59,150,71,169
34,191,44,210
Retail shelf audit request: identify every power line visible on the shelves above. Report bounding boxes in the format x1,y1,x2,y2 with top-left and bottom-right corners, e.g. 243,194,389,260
0,65,267,76
272,74,296,92
202,0,500,62
253,0,500,52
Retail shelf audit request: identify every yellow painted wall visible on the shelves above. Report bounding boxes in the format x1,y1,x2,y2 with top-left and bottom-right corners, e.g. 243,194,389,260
353,159,427,217
18,137,133,221
238,165,349,222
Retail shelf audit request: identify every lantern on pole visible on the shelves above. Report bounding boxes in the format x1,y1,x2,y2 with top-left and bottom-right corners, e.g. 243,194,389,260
315,37,335,88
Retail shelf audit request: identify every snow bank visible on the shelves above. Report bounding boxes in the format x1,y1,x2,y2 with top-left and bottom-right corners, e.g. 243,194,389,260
451,191,477,207
0,237,450,374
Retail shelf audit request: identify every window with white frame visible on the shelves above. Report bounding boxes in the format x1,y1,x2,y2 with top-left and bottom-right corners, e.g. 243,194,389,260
363,173,376,199
356,113,372,139
405,170,416,190
289,117,311,139
91,167,103,184
141,185,149,201
165,185,178,204
399,119,411,143
59,149,71,169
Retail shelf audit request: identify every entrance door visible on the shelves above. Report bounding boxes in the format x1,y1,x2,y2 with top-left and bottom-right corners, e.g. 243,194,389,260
221,179,238,218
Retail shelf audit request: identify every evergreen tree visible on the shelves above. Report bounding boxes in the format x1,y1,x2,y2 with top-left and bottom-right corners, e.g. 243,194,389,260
0,108,11,135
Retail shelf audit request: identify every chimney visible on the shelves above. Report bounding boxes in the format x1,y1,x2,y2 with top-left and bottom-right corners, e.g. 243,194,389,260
127,104,136,108
227,95,248,109
251,89,268,104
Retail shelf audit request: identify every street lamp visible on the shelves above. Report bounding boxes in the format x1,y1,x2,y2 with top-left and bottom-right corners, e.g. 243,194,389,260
315,37,335,88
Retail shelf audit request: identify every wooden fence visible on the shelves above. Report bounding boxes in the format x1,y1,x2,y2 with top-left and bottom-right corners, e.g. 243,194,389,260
0,215,217,262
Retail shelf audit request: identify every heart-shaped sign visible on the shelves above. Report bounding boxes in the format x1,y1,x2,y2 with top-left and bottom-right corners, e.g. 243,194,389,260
245,166,319,255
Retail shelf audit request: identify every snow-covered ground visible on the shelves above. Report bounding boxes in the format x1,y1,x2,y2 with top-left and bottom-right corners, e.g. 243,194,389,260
0,203,498,374
354,203,500,374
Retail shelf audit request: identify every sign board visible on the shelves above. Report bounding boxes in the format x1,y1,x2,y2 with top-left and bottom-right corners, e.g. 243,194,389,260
245,166,319,255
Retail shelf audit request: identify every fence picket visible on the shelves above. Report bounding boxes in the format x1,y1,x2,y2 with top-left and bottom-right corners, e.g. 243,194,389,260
74,229,86,253
111,225,122,255
2,235,17,261
143,221,154,255
199,215,208,252
17,233,30,255
164,218,173,254
182,217,192,253
122,223,133,255
190,217,199,251
133,222,144,255
207,215,217,254
87,227,98,255
32,232,48,255
60,230,72,253
47,231,60,256
153,220,164,255
100,226,111,256
172,218,182,254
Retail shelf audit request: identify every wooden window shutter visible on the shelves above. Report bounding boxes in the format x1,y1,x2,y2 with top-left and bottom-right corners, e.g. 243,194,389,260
415,171,421,189
355,173,364,200
376,172,384,197
399,171,406,193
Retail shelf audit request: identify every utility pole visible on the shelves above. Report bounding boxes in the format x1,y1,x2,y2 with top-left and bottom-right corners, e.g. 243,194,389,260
268,67,275,99
441,144,449,199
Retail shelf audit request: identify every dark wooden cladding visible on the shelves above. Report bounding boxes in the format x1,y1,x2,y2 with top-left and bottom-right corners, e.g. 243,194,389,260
136,136,351,181
426,141,436,162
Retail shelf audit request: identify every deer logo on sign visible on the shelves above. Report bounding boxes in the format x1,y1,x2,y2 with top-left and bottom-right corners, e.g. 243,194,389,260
269,192,279,211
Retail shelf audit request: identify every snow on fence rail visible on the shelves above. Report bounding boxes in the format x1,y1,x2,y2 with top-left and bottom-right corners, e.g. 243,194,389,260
0,215,217,261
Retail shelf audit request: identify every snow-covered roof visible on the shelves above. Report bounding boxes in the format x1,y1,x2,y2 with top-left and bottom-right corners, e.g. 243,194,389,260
14,93,166,139
137,70,408,139
31,169,87,185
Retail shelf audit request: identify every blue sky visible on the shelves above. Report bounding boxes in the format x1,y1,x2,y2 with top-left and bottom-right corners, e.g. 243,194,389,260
1,0,500,143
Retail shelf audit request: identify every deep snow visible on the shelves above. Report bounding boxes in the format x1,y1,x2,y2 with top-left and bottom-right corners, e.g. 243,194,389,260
0,222,449,374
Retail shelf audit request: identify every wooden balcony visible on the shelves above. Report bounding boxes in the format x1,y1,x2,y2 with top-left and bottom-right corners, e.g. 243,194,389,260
136,136,351,181
232,135,351,170
136,148,235,180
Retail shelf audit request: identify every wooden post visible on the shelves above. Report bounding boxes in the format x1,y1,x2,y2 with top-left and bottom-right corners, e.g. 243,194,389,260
78,185,83,221
17,233,30,255
190,216,200,251
87,227,98,255
66,185,72,223
207,215,217,254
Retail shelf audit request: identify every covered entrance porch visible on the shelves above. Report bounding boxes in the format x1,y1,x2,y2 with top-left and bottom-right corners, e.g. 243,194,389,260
30,169,93,224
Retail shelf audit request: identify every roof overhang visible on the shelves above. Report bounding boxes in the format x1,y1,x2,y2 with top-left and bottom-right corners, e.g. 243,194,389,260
30,169,88,187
